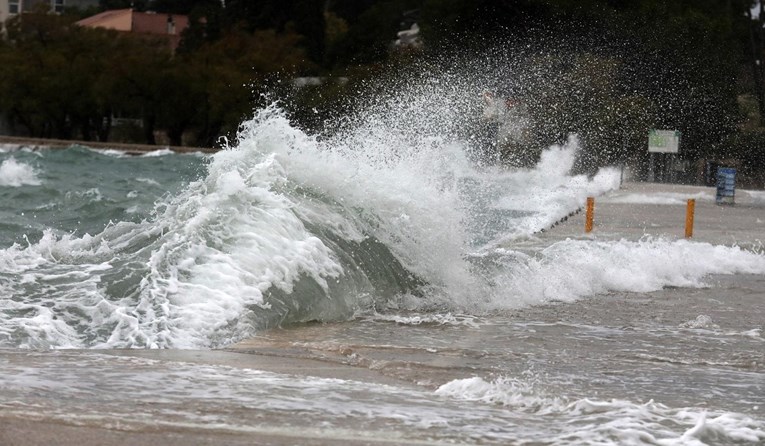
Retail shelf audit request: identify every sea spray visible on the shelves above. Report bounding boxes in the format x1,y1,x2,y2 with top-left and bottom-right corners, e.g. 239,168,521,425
1,102,764,348
485,238,765,309
240,105,478,302
0,157,41,187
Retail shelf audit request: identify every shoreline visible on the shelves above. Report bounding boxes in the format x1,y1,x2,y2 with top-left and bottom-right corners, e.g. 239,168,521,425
0,135,219,155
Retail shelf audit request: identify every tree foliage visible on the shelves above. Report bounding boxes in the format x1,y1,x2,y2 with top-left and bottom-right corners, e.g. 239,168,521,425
0,0,763,185
0,7,309,146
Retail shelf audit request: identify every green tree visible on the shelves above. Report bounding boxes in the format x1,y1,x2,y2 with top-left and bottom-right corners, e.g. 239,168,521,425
104,34,174,144
222,0,326,68
325,0,419,67
183,28,311,146
0,13,118,140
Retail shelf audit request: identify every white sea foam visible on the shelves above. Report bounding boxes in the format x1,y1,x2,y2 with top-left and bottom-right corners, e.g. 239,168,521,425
0,157,42,186
363,313,481,327
435,374,566,413
141,148,176,157
5,351,762,444
436,376,765,444
487,238,765,309
64,187,103,202
91,148,129,158
237,105,477,301
680,315,719,329
3,104,765,349
123,117,349,347
136,177,161,185
491,136,622,240
747,190,765,205
728,328,762,338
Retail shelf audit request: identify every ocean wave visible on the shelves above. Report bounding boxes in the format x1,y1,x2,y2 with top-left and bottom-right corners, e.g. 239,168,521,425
1,105,764,349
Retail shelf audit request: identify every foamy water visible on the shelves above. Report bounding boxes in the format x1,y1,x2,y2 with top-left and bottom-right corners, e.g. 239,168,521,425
1,350,762,444
487,238,765,309
1,75,764,443
0,157,41,186
436,376,764,444
1,106,764,349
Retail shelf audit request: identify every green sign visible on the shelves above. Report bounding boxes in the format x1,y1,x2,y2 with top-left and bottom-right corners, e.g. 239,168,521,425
648,129,681,153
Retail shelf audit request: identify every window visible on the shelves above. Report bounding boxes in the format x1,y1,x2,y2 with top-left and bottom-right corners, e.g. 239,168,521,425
9,0,20,14
54,0,65,14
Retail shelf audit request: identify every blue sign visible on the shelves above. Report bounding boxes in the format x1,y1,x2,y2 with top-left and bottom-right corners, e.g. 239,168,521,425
716,167,736,205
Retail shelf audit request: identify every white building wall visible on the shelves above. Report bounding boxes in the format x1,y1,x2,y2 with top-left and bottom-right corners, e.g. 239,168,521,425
1,0,24,24
1,1,11,26
1,0,100,24
66,0,100,10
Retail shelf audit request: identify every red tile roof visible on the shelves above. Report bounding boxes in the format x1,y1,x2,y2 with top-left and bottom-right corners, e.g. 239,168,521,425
132,12,189,36
76,9,190,51
75,8,132,29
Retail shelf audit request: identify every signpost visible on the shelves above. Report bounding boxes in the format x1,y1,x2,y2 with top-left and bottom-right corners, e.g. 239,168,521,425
715,167,736,205
648,129,681,182
648,129,681,153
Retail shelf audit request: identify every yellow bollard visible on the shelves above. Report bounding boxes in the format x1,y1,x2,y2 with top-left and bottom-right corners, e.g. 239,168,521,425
585,197,595,233
685,199,695,238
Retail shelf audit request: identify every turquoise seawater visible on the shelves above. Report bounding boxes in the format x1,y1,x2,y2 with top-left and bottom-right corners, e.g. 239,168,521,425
0,146,207,248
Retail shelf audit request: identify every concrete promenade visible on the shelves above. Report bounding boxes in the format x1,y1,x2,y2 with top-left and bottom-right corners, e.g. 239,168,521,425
543,181,765,249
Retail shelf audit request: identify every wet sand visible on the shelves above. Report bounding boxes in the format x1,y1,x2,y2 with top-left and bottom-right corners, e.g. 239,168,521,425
2,181,764,445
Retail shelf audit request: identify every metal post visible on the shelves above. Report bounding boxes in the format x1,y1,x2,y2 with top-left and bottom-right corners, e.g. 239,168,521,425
685,199,695,238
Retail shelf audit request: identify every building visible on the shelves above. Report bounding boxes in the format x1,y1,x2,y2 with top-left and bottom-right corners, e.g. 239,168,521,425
76,8,190,52
0,0,99,25
76,9,190,51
